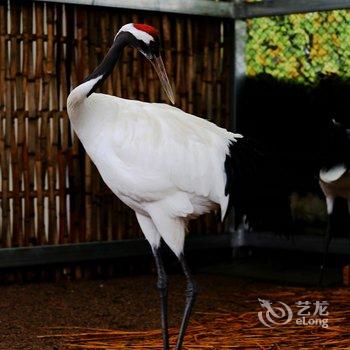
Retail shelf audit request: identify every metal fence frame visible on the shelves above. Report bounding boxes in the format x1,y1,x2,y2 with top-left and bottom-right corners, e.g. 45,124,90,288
2,232,350,269
2,0,350,268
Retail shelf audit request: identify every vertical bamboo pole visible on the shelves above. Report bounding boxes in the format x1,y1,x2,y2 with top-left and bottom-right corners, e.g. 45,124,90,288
35,3,45,245
22,3,30,245
9,4,20,245
46,4,58,244
1,1,10,247
60,4,69,244
187,18,194,114
11,4,24,246
55,4,68,244
72,6,87,243
26,3,38,245
40,3,51,245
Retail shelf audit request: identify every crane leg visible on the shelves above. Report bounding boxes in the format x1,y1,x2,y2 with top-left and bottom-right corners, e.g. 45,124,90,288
319,218,332,286
153,247,169,350
175,254,198,350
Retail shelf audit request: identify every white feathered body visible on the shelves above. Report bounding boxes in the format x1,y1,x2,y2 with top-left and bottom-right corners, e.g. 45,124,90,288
67,79,241,256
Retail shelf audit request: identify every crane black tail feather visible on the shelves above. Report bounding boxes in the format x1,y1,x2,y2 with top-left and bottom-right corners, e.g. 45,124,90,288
224,137,264,228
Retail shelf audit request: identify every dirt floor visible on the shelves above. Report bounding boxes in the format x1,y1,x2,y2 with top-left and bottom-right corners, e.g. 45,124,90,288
0,272,348,350
0,274,274,350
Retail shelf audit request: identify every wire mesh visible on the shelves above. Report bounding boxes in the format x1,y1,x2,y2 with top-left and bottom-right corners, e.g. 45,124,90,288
245,9,350,84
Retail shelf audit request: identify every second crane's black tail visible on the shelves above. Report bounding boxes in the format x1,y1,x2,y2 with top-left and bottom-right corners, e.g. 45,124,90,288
224,136,264,229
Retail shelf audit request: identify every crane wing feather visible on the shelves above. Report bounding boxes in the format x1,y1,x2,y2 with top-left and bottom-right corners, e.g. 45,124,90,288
109,98,239,203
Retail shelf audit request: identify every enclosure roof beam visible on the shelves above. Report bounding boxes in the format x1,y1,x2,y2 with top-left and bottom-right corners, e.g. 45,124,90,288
34,0,350,19
34,0,235,18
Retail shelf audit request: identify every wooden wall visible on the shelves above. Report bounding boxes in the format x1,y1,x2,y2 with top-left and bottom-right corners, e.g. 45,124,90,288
0,1,233,249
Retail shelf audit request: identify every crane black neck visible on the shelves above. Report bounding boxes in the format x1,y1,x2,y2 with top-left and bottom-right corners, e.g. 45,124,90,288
83,32,133,97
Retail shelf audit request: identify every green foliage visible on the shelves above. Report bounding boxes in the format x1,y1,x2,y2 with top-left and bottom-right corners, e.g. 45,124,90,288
246,10,350,84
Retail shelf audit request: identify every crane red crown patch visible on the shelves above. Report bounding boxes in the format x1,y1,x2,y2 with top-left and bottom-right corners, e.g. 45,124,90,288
133,24,159,38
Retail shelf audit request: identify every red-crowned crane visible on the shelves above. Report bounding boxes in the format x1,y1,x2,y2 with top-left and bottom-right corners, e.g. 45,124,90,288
67,23,253,350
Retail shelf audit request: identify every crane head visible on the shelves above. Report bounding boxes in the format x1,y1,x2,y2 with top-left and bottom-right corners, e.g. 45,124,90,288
115,23,175,104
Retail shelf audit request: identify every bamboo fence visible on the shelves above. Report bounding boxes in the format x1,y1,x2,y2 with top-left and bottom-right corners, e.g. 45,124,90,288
0,1,233,250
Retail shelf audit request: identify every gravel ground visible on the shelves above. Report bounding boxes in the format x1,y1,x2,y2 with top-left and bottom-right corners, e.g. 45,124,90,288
0,274,272,350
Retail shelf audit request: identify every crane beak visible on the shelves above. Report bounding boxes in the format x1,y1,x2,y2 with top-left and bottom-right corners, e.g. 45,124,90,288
150,56,175,105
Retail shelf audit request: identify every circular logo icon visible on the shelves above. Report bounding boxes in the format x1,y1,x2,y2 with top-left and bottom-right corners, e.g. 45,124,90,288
258,298,293,328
